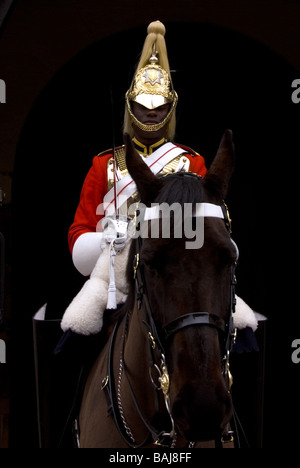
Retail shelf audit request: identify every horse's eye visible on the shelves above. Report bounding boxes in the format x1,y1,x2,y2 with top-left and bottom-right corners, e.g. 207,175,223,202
143,256,161,273
142,250,163,275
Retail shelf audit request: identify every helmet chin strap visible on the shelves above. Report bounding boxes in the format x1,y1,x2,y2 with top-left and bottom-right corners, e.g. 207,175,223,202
125,91,178,133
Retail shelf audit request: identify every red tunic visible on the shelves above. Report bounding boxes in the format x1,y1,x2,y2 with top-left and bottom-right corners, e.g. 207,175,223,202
68,144,207,252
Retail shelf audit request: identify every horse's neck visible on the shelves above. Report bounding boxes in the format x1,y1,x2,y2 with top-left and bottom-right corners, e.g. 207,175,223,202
123,303,149,379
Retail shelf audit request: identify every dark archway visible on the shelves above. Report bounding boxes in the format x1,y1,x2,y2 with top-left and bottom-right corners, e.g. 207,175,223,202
11,22,299,447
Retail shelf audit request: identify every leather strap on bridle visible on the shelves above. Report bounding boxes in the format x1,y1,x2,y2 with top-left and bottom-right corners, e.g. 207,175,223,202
164,312,226,340
102,309,175,448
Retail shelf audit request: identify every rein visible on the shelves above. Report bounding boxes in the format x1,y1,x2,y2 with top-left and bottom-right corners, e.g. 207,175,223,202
102,302,176,448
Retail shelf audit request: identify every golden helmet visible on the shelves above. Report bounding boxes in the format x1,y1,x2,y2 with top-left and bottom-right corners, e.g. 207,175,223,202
124,21,178,139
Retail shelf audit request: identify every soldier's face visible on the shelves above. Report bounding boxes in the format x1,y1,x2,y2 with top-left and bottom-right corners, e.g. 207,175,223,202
131,102,171,145
131,102,170,125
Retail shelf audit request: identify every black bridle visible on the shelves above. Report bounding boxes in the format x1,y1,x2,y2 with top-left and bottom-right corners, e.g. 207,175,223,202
133,199,238,363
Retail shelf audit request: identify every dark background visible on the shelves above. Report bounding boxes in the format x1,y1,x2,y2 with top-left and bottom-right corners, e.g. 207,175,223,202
1,2,300,448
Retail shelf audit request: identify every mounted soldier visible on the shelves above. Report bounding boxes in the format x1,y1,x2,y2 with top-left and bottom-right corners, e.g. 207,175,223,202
33,20,260,448
60,21,207,337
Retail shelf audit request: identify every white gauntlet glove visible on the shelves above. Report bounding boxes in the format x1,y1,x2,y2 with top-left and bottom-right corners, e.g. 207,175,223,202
101,215,130,254
72,216,131,276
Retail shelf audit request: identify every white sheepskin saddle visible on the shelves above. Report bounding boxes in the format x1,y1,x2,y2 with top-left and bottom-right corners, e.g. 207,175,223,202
61,243,263,336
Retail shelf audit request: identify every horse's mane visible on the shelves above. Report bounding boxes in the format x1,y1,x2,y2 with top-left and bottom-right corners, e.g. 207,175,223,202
156,172,204,206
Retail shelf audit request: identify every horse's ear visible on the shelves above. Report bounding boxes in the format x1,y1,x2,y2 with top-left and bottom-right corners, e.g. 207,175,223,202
204,129,235,199
123,133,163,205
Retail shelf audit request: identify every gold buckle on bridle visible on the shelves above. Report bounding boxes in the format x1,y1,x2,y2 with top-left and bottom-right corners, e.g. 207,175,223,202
223,201,232,233
133,253,140,279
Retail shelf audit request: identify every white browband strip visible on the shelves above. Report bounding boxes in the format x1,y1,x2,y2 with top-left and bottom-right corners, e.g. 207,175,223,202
144,203,224,221
194,203,224,219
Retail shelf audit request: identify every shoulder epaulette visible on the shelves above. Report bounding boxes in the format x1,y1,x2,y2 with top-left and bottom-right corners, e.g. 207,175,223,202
175,143,200,158
95,145,124,158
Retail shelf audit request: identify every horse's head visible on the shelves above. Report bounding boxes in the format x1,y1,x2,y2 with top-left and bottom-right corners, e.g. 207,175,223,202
124,131,236,441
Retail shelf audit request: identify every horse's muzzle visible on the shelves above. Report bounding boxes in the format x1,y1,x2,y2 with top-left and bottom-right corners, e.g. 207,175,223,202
171,382,232,441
